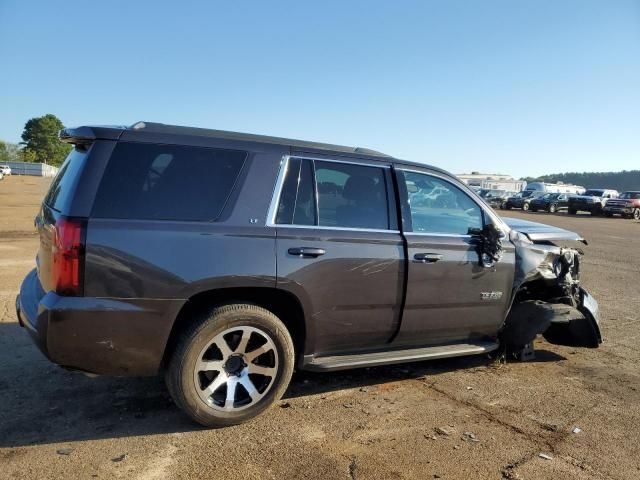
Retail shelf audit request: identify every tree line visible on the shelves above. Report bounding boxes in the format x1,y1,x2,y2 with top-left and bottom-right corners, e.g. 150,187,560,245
521,171,640,192
0,114,72,167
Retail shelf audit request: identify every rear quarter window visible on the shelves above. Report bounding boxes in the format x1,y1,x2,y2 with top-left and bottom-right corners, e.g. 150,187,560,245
44,147,89,213
91,142,246,221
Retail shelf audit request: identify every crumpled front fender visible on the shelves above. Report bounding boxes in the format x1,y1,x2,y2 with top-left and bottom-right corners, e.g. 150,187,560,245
500,229,602,350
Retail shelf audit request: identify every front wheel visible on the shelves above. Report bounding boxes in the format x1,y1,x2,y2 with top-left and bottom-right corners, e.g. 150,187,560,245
549,204,557,213
166,304,295,427
522,203,530,211
634,208,640,221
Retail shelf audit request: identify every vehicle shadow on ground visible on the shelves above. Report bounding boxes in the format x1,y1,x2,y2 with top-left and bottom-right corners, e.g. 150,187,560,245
0,321,564,448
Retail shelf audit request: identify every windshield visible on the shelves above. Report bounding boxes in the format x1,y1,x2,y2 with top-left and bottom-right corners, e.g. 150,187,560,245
620,192,640,199
583,189,604,197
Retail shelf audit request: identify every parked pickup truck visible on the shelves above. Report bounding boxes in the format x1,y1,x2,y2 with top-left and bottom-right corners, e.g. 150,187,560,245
17,122,602,427
602,191,640,220
568,189,619,215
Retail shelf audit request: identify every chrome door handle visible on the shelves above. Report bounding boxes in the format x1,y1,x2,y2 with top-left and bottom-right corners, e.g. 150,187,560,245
288,247,326,258
414,253,443,263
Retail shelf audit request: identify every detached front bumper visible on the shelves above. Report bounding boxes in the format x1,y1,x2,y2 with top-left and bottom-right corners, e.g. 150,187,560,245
16,269,184,376
543,288,602,348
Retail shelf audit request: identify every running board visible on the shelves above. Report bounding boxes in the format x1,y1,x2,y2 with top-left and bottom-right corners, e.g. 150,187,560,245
302,341,499,372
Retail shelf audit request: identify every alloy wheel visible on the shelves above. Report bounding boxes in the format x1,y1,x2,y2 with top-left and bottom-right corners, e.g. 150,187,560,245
193,326,279,412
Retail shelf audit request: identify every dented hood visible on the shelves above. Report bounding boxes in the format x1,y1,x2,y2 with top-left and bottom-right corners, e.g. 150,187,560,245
501,217,586,244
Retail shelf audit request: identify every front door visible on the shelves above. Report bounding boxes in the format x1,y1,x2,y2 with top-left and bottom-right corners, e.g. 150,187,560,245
272,155,405,355
393,169,514,346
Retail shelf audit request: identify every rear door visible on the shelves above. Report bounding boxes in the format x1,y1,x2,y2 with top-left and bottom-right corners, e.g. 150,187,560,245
393,167,514,347
273,155,404,356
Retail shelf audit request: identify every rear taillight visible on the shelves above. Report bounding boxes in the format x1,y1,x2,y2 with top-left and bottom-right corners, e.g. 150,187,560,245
51,217,86,296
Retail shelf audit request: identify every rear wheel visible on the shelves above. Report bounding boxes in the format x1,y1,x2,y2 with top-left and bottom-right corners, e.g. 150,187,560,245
549,204,557,213
166,304,295,427
523,203,530,211
634,208,640,221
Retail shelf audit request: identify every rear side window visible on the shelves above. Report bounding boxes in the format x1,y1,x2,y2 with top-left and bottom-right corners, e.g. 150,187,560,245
44,148,89,212
315,161,389,229
276,158,391,230
92,143,246,221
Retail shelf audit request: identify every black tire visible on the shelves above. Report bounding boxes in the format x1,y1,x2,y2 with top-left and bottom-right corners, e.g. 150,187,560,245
568,208,576,215
634,208,640,221
549,204,557,213
522,203,530,211
165,304,295,427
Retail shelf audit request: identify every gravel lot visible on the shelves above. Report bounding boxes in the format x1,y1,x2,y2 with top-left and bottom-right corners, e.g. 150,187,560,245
1,176,639,479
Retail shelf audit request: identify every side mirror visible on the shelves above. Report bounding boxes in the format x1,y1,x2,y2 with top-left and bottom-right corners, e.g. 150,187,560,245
469,223,504,268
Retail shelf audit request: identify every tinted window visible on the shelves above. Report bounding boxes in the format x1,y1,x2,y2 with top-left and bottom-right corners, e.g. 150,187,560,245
92,142,246,221
403,171,483,235
315,161,389,229
44,147,88,212
620,192,640,199
276,158,316,225
583,190,605,196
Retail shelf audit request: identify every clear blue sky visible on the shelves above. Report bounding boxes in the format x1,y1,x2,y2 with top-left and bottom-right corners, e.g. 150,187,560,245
1,0,638,178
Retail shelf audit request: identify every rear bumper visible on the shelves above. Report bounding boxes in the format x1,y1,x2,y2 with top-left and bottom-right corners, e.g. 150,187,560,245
17,269,184,376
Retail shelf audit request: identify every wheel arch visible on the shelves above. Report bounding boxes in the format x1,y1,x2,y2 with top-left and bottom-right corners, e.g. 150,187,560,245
161,287,307,370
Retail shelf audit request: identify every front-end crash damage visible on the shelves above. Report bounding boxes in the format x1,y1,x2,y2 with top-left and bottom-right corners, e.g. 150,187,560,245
498,219,602,358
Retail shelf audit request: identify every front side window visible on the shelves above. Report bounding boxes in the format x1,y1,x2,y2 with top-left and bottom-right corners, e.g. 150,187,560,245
275,158,390,230
403,171,483,235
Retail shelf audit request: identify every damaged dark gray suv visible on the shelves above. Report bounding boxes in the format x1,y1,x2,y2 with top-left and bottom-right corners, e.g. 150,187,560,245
16,122,602,427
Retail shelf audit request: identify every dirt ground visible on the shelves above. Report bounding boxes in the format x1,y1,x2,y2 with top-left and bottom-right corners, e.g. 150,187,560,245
1,175,639,480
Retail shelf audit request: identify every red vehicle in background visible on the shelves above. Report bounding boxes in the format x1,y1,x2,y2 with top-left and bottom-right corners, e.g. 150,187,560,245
603,191,640,220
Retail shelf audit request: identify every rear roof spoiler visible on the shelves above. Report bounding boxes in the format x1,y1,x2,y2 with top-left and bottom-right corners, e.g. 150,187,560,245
59,125,126,145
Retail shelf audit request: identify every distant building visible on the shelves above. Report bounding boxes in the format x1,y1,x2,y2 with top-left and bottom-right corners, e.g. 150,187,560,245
3,161,59,177
456,172,526,192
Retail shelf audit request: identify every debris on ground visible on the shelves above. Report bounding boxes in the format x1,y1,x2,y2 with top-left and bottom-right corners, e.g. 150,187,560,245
572,426,582,434
462,432,480,442
56,448,74,456
279,402,292,408
538,453,553,460
111,454,128,462
434,426,453,436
